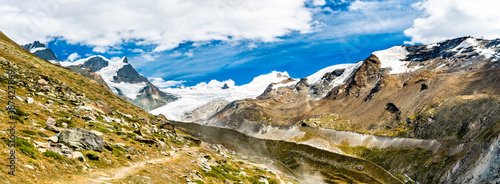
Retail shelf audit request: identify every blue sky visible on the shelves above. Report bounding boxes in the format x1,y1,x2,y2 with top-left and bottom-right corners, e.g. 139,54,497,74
2,0,500,87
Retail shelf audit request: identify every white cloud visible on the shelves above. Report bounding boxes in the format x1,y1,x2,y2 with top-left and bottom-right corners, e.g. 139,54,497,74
148,77,185,88
248,43,258,50
405,0,500,44
67,52,80,61
92,46,108,53
0,0,314,51
312,0,326,6
131,48,144,53
170,50,194,57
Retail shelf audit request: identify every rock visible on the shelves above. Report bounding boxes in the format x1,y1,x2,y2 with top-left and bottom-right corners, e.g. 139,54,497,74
45,125,63,133
85,152,100,160
104,142,113,151
58,128,104,152
159,122,175,130
34,141,50,148
92,101,111,114
71,151,86,162
24,165,34,170
125,147,134,153
102,116,113,123
25,97,34,104
185,136,201,145
37,79,48,85
82,116,94,121
61,123,68,128
45,117,56,126
90,130,104,136
134,136,156,145
46,135,58,143
113,143,125,147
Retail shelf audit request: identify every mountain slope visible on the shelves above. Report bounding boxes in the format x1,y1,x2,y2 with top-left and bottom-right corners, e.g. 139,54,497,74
0,31,284,183
187,36,500,183
21,41,58,62
21,42,177,111
151,71,294,120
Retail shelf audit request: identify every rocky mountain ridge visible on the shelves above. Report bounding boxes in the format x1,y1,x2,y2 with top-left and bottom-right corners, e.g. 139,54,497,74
21,41,58,62
184,36,500,183
21,42,177,111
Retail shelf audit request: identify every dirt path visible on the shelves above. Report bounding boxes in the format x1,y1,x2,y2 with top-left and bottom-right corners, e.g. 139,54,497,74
80,147,197,184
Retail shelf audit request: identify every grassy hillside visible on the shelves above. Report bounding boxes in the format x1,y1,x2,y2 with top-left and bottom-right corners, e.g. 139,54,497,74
0,31,284,183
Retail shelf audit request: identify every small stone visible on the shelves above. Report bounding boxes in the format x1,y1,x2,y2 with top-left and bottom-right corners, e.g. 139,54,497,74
37,79,48,85
90,130,103,136
72,152,86,162
24,165,34,170
104,142,113,151
45,125,63,133
26,97,34,104
113,143,125,147
46,117,56,126
61,123,68,128
47,135,58,143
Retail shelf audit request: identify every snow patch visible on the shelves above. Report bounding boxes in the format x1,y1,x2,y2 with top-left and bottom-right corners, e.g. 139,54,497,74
272,80,299,90
426,43,439,49
306,63,359,85
150,71,291,121
30,47,47,53
109,82,147,100
373,46,420,74
454,38,479,50
59,55,146,100
477,47,496,58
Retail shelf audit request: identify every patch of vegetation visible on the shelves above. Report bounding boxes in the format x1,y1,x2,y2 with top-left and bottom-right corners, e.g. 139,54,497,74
56,119,76,128
83,151,100,160
37,131,49,138
43,150,64,160
16,139,37,159
19,129,37,136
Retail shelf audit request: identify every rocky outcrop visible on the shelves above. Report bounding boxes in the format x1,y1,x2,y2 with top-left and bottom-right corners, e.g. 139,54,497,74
113,62,148,83
22,41,58,61
58,128,104,152
130,82,177,111
82,56,109,72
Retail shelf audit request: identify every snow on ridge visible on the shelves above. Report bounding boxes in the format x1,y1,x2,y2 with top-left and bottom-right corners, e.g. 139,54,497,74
454,38,479,50
373,46,418,74
94,56,147,100
306,63,360,85
109,82,147,100
30,47,47,53
150,71,292,121
59,55,146,100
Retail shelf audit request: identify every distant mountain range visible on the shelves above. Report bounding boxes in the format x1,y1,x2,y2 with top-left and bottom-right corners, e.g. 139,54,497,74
22,42,176,110
165,36,500,184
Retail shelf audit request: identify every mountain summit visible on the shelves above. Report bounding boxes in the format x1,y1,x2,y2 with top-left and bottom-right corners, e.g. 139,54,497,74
22,41,176,111
61,55,177,111
181,36,500,184
22,41,58,62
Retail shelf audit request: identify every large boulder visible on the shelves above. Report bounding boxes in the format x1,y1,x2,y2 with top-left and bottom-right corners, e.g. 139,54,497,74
58,128,104,152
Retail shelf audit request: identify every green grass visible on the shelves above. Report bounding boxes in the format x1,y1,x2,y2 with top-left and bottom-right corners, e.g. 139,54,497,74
43,150,64,160
55,119,76,128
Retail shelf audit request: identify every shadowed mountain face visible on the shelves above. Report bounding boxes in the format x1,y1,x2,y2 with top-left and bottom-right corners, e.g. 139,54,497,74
22,41,58,61
183,36,500,184
76,56,177,111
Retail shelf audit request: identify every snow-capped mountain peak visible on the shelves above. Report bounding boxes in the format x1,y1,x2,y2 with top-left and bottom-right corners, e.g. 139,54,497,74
22,41,58,62
150,71,292,121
